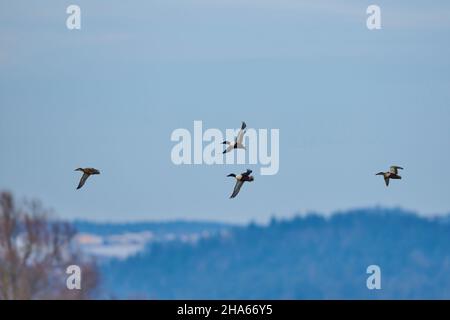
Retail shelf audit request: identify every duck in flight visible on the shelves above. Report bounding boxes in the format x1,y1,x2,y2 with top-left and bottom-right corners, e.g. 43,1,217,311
75,168,100,190
227,169,254,199
223,122,247,154
376,166,403,187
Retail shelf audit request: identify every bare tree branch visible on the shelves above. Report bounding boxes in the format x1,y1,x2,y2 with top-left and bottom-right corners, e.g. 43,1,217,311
0,191,99,300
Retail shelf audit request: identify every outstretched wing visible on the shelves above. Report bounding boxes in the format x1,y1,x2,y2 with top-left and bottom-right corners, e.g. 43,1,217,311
77,173,90,190
384,177,390,187
236,122,247,144
236,130,246,145
223,145,234,154
390,166,403,175
242,169,252,177
230,180,244,199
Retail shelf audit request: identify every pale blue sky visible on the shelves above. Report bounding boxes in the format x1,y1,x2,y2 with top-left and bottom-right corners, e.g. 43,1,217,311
1,0,450,223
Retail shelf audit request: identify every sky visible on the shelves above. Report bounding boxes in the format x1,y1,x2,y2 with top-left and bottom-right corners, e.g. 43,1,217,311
1,0,450,223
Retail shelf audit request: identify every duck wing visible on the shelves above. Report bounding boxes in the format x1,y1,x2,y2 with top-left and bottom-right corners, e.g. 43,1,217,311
242,169,252,177
390,166,403,175
230,180,244,199
223,145,234,154
77,173,91,190
236,122,247,144
384,176,390,187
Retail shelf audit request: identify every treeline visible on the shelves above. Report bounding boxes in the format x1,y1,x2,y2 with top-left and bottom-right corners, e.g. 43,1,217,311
101,208,450,299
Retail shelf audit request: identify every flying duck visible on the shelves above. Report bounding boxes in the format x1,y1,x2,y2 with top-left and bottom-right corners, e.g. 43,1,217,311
376,166,403,187
223,121,247,154
227,169,254,199
75,168,100,190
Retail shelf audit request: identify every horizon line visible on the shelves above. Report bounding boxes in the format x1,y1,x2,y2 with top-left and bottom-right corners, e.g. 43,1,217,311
64,205,450,226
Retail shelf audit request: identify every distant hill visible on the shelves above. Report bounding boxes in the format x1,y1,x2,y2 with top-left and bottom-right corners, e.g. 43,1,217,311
86,208,450,299
73,220,230,237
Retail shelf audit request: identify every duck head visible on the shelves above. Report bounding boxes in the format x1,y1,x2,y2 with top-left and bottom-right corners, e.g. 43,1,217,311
227,173,236,178
376,172,385,176
75,168,83,172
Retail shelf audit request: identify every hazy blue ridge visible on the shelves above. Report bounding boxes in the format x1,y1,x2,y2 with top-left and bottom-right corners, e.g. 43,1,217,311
81,208,450,299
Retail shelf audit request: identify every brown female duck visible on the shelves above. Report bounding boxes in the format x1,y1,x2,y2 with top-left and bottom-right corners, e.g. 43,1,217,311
75,168,100,190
